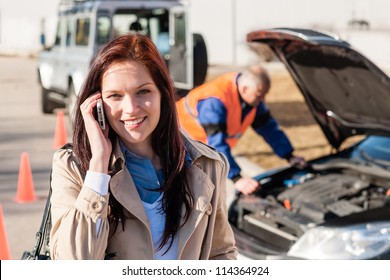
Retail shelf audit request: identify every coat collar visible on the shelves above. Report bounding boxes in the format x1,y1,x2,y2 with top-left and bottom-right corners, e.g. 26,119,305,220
108,134,224,172
181,133,223,164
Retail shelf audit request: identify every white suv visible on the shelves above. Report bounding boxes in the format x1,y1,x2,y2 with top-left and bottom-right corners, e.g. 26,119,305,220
38,0,207,115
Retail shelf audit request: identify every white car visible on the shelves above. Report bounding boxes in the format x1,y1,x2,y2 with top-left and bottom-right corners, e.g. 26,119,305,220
38,0,207,117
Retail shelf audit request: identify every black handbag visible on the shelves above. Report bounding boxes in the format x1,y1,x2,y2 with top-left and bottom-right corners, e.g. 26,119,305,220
21,144,69,260
21,179,52,260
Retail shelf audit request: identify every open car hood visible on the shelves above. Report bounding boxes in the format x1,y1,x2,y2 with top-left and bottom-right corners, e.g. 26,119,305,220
247,28,390,149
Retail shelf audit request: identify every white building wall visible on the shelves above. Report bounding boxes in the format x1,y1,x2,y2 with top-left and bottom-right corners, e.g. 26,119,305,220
189,0,390,66
0,0,60,55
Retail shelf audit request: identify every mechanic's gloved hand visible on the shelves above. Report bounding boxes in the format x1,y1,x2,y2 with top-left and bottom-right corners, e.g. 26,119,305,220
234,177,260,195
288,155,307,169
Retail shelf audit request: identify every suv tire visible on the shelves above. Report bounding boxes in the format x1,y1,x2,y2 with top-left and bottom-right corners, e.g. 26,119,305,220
193,33,208,87
41,87,54,114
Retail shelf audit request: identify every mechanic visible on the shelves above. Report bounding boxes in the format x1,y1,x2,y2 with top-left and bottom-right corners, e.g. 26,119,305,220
176,65,306,195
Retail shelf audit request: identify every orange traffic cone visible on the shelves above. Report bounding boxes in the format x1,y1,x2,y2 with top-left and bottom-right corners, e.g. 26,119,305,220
53,110,68,149
15,152,36,203
0,204,12,260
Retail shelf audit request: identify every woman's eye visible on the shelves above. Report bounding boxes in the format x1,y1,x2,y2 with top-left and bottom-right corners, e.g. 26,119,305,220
138,89,150,95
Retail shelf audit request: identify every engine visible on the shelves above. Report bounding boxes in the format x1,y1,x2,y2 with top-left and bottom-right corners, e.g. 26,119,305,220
233,160,390,252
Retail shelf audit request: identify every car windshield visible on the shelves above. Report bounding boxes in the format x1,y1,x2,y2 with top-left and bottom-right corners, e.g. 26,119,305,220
351,136,390,168
111,9,169,49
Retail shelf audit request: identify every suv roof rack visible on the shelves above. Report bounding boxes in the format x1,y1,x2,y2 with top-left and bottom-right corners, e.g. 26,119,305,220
59,0,181,13
60,0,178,4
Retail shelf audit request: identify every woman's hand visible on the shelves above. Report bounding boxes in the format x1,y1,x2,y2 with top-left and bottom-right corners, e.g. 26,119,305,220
80,92,112,174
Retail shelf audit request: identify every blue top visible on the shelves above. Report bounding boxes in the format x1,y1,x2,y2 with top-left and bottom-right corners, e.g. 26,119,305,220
120,142,164,204
196,73,294,179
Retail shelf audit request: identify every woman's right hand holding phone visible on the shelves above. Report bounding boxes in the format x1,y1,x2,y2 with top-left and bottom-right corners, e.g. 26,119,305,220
80,92,112,174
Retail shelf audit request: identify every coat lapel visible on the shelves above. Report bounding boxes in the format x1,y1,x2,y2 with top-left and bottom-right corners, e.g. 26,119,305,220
109,168,150,227
108,140,149,227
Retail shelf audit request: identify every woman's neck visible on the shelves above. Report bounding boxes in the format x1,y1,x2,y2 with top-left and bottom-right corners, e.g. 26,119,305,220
122,141,161,170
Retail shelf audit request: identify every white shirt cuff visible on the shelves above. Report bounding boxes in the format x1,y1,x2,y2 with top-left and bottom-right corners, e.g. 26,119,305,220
85,170,111,195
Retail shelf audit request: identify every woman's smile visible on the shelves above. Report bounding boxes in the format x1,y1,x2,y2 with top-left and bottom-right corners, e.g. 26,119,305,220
123,116,147,127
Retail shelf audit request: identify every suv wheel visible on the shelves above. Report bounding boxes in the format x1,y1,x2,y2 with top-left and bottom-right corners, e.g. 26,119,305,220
41,87,54,114
193,33,208,87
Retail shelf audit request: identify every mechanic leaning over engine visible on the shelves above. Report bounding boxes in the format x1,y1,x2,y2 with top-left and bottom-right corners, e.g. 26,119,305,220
176,66,307,195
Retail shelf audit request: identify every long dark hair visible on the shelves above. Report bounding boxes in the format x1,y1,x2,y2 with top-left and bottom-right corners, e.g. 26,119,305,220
72,33,193,251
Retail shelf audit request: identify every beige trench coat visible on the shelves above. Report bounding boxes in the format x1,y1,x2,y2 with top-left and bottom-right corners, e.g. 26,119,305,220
49,136,237,260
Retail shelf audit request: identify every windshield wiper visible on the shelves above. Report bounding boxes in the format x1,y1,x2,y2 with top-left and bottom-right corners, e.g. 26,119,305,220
312,158,390,179
359,149,390,170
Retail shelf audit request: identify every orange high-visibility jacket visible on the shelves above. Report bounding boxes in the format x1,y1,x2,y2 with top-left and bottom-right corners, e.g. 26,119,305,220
176,72,257,148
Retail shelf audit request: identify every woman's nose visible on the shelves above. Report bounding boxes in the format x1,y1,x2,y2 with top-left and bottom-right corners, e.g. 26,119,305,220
123,95,139,114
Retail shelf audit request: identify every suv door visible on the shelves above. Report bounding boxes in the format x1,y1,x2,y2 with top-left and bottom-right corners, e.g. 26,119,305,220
50,17,66,91
56,16,77,92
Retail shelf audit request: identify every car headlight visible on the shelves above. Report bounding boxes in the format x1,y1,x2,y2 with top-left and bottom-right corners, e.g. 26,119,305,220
287,222,390,259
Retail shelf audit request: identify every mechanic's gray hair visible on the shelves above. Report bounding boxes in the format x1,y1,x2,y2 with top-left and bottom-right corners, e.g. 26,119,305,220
240,65,271,91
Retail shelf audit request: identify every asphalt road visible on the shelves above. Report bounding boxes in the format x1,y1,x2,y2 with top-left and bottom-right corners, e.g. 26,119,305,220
0,55,72,259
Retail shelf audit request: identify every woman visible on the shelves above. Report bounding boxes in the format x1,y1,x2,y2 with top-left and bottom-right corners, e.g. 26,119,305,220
49,33,237,260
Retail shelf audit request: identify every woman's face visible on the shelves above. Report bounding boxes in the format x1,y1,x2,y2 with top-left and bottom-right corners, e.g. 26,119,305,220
101,61,161,154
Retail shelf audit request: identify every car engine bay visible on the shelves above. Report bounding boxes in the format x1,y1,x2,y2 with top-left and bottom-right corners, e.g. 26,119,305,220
231,158,390,253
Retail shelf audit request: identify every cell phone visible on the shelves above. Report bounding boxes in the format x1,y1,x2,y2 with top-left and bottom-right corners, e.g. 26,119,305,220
96,99,106,130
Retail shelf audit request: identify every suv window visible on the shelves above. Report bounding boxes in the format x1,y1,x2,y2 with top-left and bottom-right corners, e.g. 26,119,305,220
174,12,186,46
112,9,170,54
113,13,138,37
75,18,90,46
66,19,73,46
97,16,111,44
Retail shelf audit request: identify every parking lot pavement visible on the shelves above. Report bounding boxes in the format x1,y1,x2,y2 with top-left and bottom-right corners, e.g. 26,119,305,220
0,55,71,259
0,55,266,260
